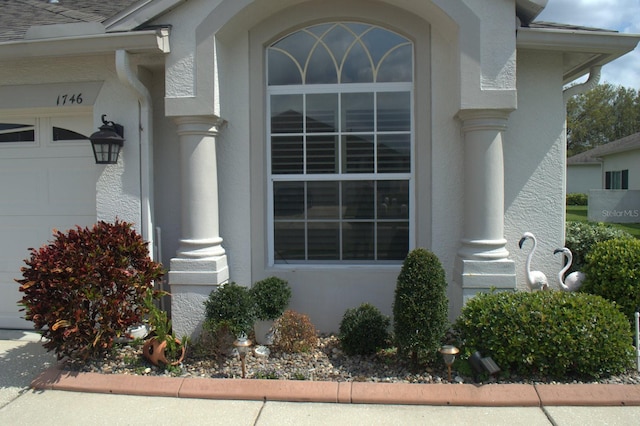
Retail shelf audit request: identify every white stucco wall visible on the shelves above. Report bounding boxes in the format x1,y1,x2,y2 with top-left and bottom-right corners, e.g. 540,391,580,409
505,49,566,291
567,163,601,193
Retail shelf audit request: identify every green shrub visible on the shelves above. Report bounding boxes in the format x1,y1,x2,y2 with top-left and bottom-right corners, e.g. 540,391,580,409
393,248,448,365
454,291,633,379
204,282,255,337
250,276,292,321
565,221,632,272
566,193,588,206
339,303,391,356
582,238,640,326
17,220,165,360
273,310,317,353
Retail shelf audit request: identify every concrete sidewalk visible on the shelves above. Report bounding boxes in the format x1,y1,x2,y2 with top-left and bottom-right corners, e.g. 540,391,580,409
2,330,640,425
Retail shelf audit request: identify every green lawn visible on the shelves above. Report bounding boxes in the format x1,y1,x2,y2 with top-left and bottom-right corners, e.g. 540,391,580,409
566,205,640,238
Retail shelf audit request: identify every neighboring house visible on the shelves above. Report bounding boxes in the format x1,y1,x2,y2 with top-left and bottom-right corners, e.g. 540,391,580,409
567,132,640,192
1,1,639,335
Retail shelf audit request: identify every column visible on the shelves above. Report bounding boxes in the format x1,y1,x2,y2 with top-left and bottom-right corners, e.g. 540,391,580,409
453,109,516,311
169,115,229,338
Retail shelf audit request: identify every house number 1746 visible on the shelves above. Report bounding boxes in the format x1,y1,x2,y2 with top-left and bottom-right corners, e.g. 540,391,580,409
56,93,83,106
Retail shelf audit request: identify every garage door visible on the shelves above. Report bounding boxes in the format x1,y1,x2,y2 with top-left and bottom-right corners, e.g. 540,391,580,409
0,114,98,329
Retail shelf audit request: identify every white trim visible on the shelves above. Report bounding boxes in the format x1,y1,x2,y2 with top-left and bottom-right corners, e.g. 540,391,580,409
0,29,170,60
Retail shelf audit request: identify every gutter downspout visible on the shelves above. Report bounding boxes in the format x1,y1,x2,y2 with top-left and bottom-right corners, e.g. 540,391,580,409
563,66,602,104
115,49,155,261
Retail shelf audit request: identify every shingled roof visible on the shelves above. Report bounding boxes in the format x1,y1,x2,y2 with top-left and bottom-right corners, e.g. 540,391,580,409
568,132,640,165
0,0,139,42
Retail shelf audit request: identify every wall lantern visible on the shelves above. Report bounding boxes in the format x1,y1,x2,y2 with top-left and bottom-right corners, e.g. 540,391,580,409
89,114,124,164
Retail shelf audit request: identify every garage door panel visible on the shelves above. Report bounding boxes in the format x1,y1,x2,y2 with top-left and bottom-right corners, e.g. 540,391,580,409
0,216,96,330
0,167,47,213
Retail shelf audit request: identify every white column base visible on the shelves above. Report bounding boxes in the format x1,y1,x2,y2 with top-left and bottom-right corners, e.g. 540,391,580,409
168,255,229,339
452,256,516,317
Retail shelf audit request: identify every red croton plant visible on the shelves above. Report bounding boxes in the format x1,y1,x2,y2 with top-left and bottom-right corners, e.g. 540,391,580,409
17,220,165,360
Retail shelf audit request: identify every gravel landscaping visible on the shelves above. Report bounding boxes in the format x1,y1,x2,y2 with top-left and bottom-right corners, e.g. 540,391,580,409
65,335,640,386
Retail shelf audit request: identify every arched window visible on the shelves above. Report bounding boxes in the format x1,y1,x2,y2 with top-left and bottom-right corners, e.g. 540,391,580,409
267,22,413,263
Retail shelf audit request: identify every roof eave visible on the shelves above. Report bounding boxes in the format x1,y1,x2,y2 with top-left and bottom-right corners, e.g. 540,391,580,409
0,28,170,60
517,27,640,84
104,0,185,32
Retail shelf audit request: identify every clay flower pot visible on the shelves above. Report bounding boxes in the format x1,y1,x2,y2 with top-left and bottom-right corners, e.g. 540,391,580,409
142,337,186,366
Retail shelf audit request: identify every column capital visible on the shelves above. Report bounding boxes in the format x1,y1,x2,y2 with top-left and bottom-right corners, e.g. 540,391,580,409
456,108,513,133
173,115,227,137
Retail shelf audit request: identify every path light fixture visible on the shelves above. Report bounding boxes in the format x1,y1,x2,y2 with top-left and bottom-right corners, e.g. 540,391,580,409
439,345,459,382
233,334,252,378
89,114,124,164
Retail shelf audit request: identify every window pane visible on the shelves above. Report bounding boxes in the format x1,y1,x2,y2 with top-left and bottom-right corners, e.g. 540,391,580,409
344,135,374,173
341,41,373,83
378,134,410,173
274,182,305,219
306,45,338,84
274,222,305,261
377,181,409,219
343,181,374,219
268,49,303,85
53,127,88,141
308,181,339,219
377,222,409,260
308,222,340,260
307,94,337,132
342,93,374,132
377,44,413,82
272,136,303,174
377,92,410,131
343,222,374,259
271,95,303,133
0,123,35,143
307,135,338,173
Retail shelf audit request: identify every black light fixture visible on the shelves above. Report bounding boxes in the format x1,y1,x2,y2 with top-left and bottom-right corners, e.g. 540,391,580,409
89,114,124,164
468,351,501,382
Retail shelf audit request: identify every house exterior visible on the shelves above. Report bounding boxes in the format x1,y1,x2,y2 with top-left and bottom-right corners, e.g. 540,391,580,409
567,132,640,193
1,0,638,335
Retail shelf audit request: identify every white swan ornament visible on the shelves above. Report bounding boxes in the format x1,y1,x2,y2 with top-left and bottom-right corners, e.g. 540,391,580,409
553,247,586,292
518,232,548,291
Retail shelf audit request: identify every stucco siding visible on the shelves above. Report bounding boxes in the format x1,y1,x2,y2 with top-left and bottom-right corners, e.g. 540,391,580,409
505,49,566,291
603,150,640,190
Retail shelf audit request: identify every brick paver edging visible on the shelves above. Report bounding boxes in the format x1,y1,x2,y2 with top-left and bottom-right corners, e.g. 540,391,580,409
31,365,640,406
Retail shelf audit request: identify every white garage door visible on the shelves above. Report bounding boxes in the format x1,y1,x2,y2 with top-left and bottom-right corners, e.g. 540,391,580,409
0,114,98,329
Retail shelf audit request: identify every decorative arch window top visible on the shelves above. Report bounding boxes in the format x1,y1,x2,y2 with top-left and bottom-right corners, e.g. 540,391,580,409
268,22,413,85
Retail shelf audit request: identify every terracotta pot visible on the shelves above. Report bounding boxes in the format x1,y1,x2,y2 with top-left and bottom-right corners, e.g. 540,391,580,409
142,337,186,366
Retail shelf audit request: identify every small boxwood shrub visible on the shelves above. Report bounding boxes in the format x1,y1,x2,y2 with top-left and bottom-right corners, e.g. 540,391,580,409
17,220,164,360
566,193,588,206
204,282,255,337
565,221,632,272
393,248,448,365
454,291,633,379
273,310,317,353
582,238,640,326
250,276,292,321
339,303,390,356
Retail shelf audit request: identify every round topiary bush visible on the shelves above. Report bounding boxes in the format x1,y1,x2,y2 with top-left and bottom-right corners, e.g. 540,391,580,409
454,291,634,380
204,282,255,337
582,237,640,326
17,220,165,360
339,303,390,356
565,221,632,272
393,248,448,365
250,276,292,321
